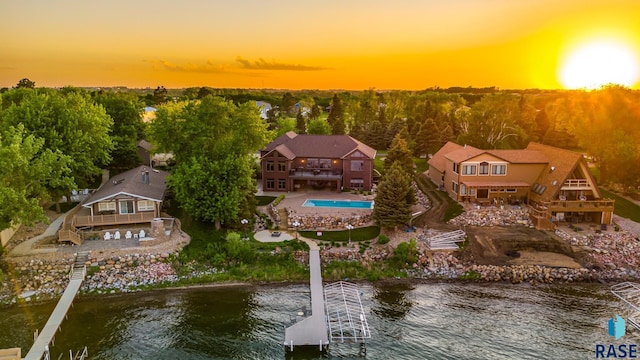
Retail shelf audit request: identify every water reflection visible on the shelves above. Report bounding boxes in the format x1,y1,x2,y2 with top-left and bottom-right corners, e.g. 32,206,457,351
0,283,627,360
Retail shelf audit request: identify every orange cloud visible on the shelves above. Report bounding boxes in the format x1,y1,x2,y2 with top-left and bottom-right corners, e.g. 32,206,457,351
235,57,328,71
146,59,229,74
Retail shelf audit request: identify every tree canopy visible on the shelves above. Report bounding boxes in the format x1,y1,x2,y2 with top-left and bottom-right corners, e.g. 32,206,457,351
149,95,271,229
0,89,113,190
0,125,73,230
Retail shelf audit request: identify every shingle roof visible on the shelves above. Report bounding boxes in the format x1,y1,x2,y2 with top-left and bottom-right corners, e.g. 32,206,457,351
487,149,547,163
427,141,464,172
526,142,589,202
262,133,376,159
83,165,168,206
264,131,298,152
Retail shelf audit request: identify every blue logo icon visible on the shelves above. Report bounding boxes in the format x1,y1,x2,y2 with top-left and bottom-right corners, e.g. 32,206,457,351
608,315,626,340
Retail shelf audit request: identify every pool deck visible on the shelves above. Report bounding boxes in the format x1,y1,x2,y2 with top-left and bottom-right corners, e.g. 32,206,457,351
270,189,375,217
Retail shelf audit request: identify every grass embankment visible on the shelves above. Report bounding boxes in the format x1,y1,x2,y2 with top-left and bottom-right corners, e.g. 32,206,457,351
169,218,310,285
600,189,640,223
255,196,277,206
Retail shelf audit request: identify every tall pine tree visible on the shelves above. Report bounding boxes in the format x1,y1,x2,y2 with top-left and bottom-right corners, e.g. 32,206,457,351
327,94,345,134
373,163,413,229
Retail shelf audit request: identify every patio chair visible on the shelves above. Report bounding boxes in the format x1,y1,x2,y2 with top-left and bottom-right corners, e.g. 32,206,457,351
104,231,112,240
125,231,132,239
139,229,146,239
114,231,121,240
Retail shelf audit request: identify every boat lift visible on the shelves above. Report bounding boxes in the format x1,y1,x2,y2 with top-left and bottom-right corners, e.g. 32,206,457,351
611,282,640,332
284,241,371,354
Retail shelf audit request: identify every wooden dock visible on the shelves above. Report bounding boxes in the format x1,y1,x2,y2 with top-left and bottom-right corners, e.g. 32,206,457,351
23,252,89,360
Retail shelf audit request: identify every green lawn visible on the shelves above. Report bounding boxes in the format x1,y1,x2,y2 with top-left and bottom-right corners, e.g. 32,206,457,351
414,157,428,174
255,195,276,206
600,189,640,222
299,225,380,242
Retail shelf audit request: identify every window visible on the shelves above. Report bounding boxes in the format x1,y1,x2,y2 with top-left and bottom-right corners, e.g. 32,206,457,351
266,179,275,189
278,179,286,190
98,202,116,212
491,164,506,175
462,164,476,175
119,200,134,214
452,181,458,194
307,158,318,168
277,162,286,172
350,178,364,189
460,184,467,195
266,162,275,172
351,160,364,171
479,162,489,175
138,200,155,211
452,163,459,173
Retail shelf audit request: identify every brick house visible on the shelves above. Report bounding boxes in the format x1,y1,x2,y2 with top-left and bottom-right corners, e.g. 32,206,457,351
427,142,614,229
260,132,376,192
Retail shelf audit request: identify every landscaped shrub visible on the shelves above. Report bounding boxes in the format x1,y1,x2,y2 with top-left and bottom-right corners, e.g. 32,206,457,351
273,194,285,207
377,234,390,245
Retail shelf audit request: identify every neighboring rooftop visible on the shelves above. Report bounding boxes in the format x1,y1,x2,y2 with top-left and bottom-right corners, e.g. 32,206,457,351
262,132,376,159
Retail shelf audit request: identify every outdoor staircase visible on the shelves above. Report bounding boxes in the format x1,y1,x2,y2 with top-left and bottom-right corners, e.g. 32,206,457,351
278,208,288,230
57,204,84,246
73,251,90,271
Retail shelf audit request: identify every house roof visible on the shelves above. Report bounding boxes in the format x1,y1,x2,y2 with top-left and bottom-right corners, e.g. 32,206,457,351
428,141,465,172
137,139,153,151
262,133,376,159
264,131,298,152
83,165,168,206
526,142,592,202
486,149,547,164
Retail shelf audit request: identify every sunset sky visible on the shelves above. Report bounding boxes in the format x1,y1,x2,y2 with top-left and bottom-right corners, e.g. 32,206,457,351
1,0,639,90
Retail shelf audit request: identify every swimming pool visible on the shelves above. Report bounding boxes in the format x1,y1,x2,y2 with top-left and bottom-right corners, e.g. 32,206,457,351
302,199,374,209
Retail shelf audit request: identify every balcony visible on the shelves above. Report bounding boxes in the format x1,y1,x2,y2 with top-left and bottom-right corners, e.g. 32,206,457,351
542,199,615,212
289,169,343,180
73,212,157,227
561,179,592,190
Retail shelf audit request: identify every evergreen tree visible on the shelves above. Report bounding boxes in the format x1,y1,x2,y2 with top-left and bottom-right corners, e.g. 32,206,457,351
296,108,306,134
281,92,296,116
415,118,440,156
384,134,414,175
373,163,413,229
310,104,321,120
327,94,345,134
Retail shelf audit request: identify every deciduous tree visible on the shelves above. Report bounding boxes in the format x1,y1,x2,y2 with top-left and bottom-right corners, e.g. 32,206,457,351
0,125,73,229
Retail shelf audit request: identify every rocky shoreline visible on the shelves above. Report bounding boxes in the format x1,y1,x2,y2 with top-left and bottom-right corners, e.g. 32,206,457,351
2,206,640,307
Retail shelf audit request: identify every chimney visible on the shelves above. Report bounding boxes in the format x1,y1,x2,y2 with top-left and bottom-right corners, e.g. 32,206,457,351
146,170,150,184
141,167,146,183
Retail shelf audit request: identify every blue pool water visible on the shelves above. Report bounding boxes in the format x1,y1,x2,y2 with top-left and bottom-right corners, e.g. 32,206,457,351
302,199,374,209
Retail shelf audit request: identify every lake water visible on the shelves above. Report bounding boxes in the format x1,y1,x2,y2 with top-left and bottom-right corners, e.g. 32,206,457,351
0,282,634,359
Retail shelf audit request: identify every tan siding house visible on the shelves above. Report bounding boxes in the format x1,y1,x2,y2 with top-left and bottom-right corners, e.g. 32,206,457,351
428,142,614,229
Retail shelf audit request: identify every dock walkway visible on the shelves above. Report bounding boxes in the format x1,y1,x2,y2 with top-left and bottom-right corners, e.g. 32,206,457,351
24,251,89,360
284,238,329,349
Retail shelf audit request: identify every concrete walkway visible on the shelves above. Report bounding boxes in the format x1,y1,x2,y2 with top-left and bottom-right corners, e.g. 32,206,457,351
8,210,72,257
254,230,294,242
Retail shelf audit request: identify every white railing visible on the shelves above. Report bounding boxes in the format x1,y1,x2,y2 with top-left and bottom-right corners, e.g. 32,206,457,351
561,179,590,189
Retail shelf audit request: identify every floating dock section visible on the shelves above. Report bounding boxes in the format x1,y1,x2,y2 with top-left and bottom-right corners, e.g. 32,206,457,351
424,229,466,250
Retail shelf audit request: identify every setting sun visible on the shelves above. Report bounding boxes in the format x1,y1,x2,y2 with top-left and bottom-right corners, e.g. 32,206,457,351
559,40,639,89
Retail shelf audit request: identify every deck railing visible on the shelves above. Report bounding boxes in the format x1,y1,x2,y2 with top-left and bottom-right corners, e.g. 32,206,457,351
542,199,614,210
74,212,156,227
561,179,591,189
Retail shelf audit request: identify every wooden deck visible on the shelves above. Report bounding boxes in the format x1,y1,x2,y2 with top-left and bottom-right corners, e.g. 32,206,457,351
74,212,156,227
